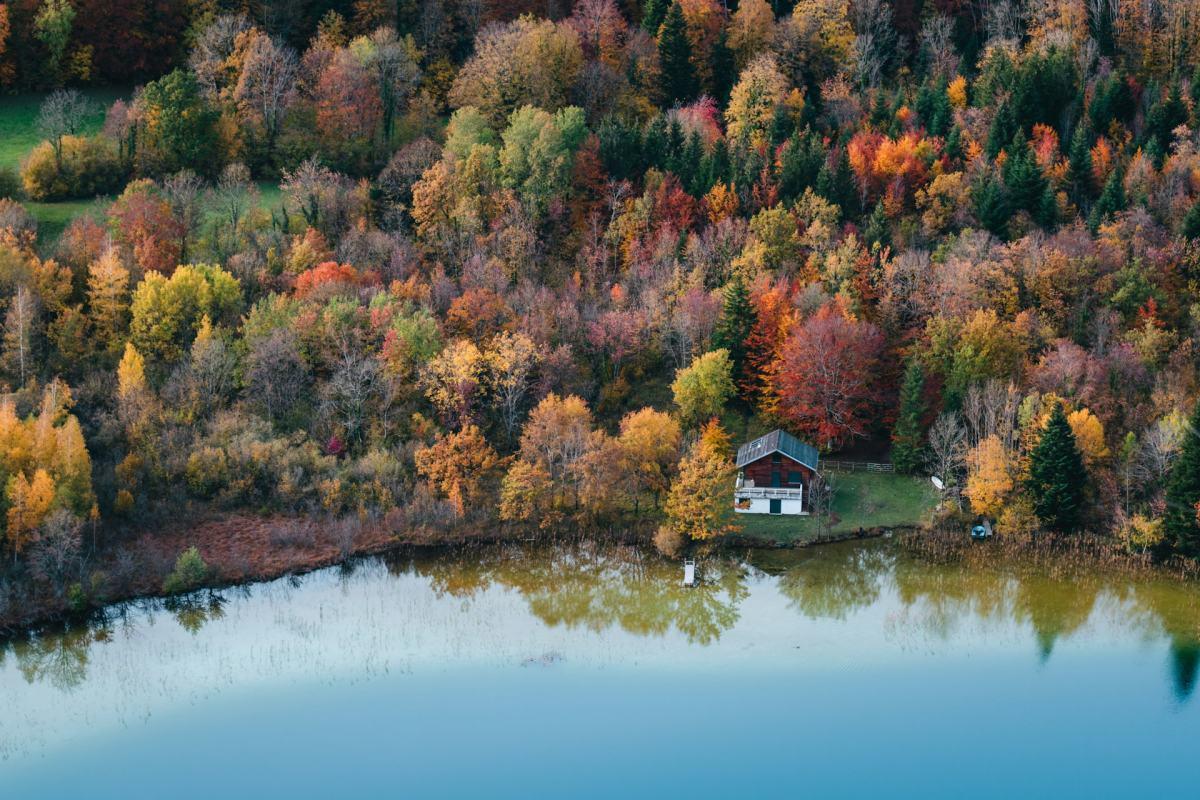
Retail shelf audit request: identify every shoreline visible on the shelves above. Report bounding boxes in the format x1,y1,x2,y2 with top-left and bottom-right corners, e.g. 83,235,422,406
4,514,1198,639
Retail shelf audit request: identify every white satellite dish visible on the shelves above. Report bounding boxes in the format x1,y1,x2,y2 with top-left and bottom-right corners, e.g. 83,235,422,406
930,476,945,491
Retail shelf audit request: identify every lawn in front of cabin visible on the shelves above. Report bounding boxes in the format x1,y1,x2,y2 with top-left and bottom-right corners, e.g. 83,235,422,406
730,472,938,545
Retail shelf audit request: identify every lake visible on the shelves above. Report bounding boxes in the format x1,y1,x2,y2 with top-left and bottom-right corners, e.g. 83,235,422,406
2,539,1199,798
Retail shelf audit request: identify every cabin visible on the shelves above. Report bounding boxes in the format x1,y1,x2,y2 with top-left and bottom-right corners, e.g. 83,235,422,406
733,430,820,515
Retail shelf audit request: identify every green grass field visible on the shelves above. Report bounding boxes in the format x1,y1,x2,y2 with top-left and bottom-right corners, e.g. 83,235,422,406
2,90,289,249
731,472,938,545
2,88,127,247
0,87,125,173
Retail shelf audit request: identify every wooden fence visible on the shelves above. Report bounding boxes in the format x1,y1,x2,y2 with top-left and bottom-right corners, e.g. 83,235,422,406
821,460,894,473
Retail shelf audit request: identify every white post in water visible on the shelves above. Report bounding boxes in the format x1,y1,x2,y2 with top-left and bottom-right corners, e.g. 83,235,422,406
683,559,696,586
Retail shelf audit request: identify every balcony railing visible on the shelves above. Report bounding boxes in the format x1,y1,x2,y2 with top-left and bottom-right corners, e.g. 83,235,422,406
733,486,804,500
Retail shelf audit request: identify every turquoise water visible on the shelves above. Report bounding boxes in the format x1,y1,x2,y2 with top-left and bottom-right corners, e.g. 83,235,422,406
1,541,1198,798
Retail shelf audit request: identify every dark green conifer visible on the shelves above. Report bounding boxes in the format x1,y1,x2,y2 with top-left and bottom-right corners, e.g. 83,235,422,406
1066,122,1094,205
643,114,669,170
986,102,1017,159
701,137,732,190
1088,167,1126,231
1002,132,1046,215
712,274,755,388
891,360,927,475
657,2,696,106
1036,185,1058,229
974,173,1010,237
710,28,735,108
1027,404,1087,533
1164,402,1200,556
863,201,890,250
1183,201,1200,240
680,130,704,195
643,0,668,34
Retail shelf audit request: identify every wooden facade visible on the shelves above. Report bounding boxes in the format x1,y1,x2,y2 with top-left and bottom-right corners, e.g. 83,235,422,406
734,430,821,515
740,452,816,490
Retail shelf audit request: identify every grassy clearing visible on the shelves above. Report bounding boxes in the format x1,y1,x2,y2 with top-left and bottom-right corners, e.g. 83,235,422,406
26,197,109,243
731,472,938,545
0,87,125,173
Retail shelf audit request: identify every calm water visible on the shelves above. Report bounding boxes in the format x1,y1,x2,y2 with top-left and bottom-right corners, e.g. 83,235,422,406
2,539,1199,799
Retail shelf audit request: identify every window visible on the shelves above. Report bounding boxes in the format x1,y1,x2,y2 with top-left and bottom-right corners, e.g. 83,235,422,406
771,452,781,464
788,471,803,485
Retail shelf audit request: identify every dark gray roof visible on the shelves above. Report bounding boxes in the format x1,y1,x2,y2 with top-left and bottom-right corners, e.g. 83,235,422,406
735,430,820,471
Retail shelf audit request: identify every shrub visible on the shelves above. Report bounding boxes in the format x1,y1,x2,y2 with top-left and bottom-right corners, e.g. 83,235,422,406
66,583,89,614
163,546,209,594
21,135,124,201
0,198,36,243
0,167,21,199
186,447,230,498
654,525,686,558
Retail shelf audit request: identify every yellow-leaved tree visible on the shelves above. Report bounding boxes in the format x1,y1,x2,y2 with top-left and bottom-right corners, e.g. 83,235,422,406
964,435,1013,517
414,424,504,517
659,419,737,548
1067,408,1109,468
0,381,95,557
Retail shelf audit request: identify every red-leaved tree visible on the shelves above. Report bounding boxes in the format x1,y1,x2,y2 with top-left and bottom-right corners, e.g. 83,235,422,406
774,303,885,450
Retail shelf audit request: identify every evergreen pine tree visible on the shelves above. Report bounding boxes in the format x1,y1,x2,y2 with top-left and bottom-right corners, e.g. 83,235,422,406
1067,122,1094,206
1002,132,1046,215
1027,404,1088,533
701,137,731,190
665,117,685,175
710,28,735,108
974,173,1010,237
598,116,644,181
891,360,927,475
986,102,1017,159
681,130,704,195
863,201,890,249
1088,167,1126,231
643,0,668,34
1036,184,1058,229
1183,201,1200,240
658,2,696,106
712,274,755,387
1164,402,1200,556
1144,83,1188,166
832,148,860,218
944,125,963,162
643,114,669,170
928,85,952,138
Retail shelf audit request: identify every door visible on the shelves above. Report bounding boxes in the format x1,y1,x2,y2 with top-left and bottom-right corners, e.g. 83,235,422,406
769,498,782,515
770,471,781,487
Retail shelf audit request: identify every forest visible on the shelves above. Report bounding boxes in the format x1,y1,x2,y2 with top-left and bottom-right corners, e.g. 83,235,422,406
4,0,1200,619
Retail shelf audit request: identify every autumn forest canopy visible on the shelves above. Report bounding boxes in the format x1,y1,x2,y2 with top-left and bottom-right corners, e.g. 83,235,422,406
5,0,1200,613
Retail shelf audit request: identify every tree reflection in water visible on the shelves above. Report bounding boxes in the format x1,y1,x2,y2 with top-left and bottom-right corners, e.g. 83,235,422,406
387,542,749,645
5,622,111,692
753,543,892,621
167,592,227,635
3,540,1200,696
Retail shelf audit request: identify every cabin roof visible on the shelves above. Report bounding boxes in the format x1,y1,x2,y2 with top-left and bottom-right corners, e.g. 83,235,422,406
735,429,820,471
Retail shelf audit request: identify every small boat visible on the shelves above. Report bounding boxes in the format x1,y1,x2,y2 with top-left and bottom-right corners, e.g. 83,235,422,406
971,519,993,540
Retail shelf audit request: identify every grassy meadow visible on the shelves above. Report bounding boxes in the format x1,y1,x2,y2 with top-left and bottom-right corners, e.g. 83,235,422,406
1,90,288,248
732,472,939,545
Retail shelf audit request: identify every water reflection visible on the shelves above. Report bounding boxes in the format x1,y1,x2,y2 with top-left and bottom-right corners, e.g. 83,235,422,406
7,623,110,691
757,544,891,620
388,543,748,645
168,592,227,635
2,540,1199,702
